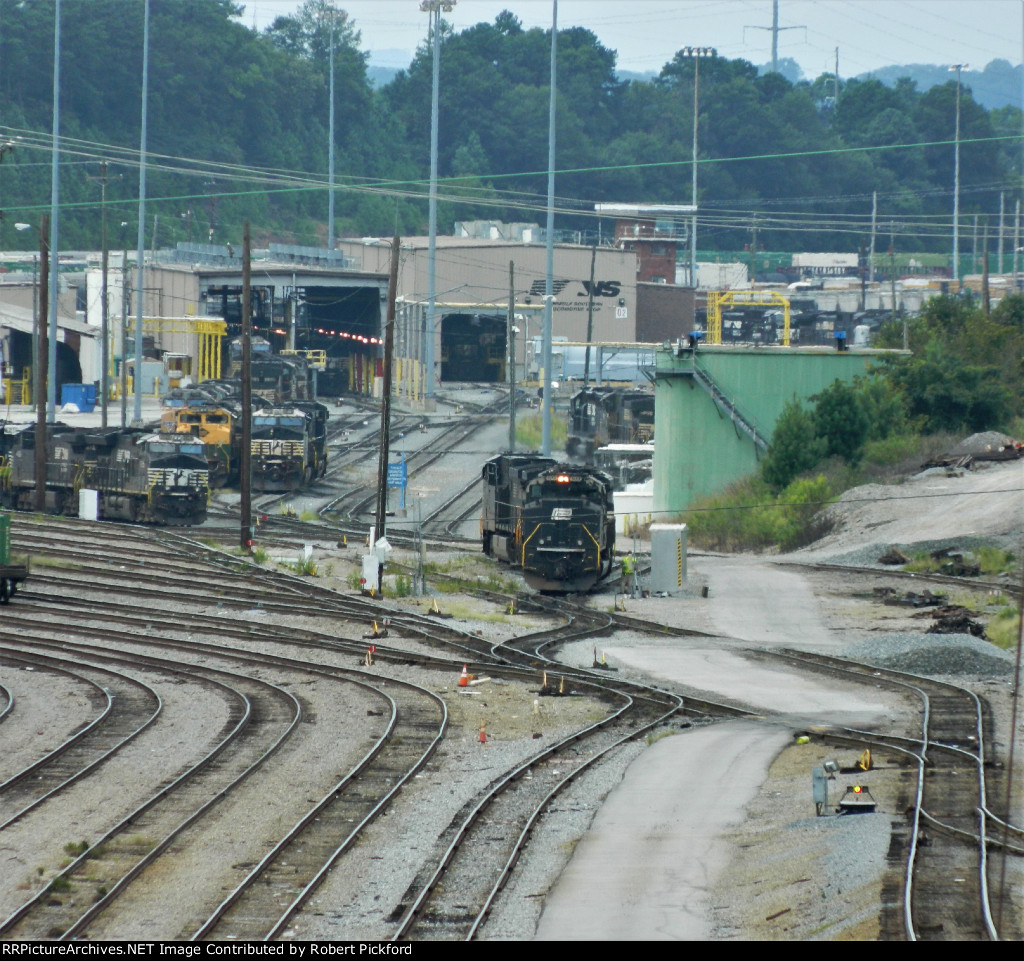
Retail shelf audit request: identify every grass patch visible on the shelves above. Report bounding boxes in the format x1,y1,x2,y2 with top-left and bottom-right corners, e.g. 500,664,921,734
47,877,71,893
904,545,1016,577
27,557,85,571
282,557,318,576
251,546,269,565
645,729,677,746
987,606,1021,649
858,430,960,482
904,552,941,574
515,413,567,452
299,510,319,522
63,841,89,858
977,546,1016,576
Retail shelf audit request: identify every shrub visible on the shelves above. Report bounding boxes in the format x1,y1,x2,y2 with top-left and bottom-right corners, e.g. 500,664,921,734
977,546,1016,576
684,474,835,552
986,606,1020,649
761,400,826,493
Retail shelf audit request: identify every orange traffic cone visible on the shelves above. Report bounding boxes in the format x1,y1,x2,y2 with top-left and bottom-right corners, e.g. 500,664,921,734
479,724,487,743
459,665,469,688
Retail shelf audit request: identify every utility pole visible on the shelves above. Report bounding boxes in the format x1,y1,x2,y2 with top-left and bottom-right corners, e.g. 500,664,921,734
889,220,901,347
982,223,990,314
134,0,151,427
858,243,866,312
421,0,455,401
374,236,400,548
999,191,1005,273
771,0,778,72
507,260,516,453
240,222,252,551
869,190,877,283
583,244,596,386
744,0,804,74
99,160,109,427
36,215,49,513
1015,199,1021,287
950,62,967,286
46,0,61,423
120,225,128,428
541,0,557,457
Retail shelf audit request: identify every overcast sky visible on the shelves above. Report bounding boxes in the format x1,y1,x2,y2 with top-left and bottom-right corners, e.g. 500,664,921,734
236,0,1022,79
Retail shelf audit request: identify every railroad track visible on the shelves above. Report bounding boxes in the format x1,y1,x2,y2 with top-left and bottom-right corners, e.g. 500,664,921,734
5,512,1016,940
0,650,162,830
765,649,1008,941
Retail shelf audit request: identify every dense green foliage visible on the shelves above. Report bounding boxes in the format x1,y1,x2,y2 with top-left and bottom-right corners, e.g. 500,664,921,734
761,294,1023,493
684,473,835,552
875,294,1024,433
760,400,826,492
0,1,1018,251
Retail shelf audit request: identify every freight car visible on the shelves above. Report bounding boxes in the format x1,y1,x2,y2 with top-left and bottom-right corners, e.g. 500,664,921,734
251,402,329,491
481,453,615,592
566,387,654,463
0,425,210,525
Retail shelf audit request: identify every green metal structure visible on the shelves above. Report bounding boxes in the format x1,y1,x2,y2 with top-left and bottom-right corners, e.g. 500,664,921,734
653,344,899,516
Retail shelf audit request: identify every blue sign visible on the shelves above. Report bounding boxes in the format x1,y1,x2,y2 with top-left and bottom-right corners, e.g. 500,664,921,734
387,462,408,488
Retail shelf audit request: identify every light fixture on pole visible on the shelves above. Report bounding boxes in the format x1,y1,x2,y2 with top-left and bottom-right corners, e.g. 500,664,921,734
46,0,62,423
542,0,557,457
134,0,151,427
680,46,715,288
419,0,456,401
949,63,968,285
325,0,337,253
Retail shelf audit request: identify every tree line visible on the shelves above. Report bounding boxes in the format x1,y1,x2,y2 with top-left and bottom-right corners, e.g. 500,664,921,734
0,0,1019,255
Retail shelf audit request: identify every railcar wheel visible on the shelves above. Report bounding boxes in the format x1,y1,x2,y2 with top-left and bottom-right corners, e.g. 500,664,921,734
0,578,9,604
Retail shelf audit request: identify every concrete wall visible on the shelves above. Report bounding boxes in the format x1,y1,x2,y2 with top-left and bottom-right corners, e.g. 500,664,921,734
652,345,889,515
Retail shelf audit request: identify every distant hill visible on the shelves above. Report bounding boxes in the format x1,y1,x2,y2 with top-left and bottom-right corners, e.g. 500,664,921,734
367,64,400,88
856,59,1022,111
617,68,657,84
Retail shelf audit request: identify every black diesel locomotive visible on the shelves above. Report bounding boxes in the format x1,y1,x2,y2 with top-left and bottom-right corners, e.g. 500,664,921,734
251,402,329,491
0,424,210,525
482,453,615,592
566,386,654,463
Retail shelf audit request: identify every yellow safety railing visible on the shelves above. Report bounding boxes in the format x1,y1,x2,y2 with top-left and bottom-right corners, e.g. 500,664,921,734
1,370,31,406
281,349,327,370
129,317,227,382
706,290,791,346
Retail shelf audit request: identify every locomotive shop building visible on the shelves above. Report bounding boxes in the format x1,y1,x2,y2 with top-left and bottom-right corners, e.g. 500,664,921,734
335,236,639,390
3,236,683,402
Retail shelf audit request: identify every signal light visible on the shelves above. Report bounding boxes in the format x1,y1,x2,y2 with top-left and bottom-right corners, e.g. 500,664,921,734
853,785,863,794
